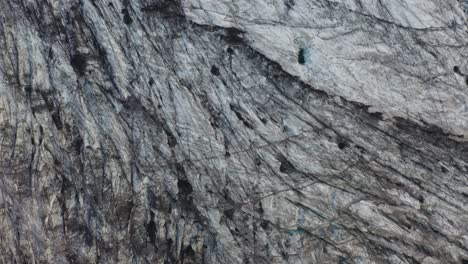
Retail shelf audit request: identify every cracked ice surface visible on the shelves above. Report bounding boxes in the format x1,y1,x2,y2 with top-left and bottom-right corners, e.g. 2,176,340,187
184,0,468,137
0,0,468,263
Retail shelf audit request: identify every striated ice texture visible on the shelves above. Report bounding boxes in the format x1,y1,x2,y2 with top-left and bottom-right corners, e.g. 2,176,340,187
0,0,467,263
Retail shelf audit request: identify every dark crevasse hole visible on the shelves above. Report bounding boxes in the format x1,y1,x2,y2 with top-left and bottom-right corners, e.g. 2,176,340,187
418,196,424,204
256,202,264,215
285,0,295,9
166,238,173,251
177,179,193,196
70,53,87,75
174,163,185,175
48,48,54,59
148,77,154,86
338,256,349,264
121,8,133,24
123,13,133,24
461,259,468,264
165,255,176,264
146,211,157,244
229,103,254,129
51,111,63,130
242,120,254,129
122,95,141,110
369,111,383,120
227,47,234,54
210,65,220,76
233,110,243,121
403,222,412,230
66,253,79,264
141,0,182,14
181,245,196,261
454,66,460,74
223,208,234,220
165,129,177,147
77,223,94,246
96,44,107,62
255,158,262,166
279,159,296,173
73,136,83,155
441,165,448,173
297,48,305,64
224,27,244,43
337,140,349,150
24,85,32,94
